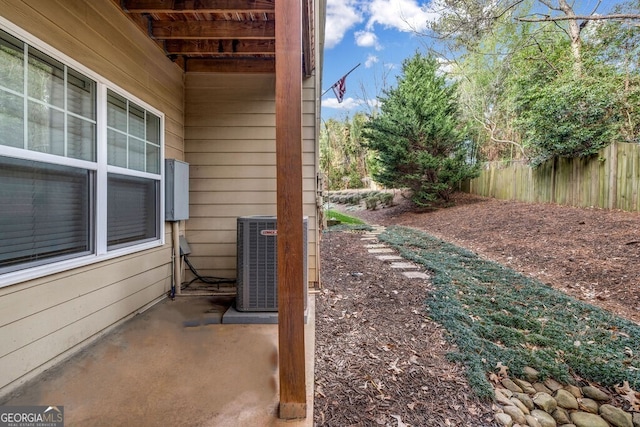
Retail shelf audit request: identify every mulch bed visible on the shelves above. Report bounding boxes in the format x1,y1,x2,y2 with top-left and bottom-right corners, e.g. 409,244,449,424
315,230,496,426
314,192,640,426
350,192,640,325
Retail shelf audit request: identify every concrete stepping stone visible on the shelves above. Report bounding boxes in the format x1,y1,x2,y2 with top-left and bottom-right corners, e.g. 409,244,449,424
368,248,394,253
364,244,387,248
402,271,430,279
367,228,386,235
376,255,403,261
390,262,419,269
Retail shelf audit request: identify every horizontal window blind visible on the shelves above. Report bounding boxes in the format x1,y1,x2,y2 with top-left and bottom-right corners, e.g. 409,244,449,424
0,156,92,271
107,174,158,248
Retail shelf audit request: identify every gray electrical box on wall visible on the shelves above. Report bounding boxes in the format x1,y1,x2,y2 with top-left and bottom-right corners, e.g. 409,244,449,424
165,159,189,221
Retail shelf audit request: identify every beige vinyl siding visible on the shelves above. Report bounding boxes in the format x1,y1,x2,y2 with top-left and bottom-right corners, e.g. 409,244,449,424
0,0,184,395
185,73,320,283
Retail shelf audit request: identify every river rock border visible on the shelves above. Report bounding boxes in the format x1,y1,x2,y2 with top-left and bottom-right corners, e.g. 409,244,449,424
493,367,640,427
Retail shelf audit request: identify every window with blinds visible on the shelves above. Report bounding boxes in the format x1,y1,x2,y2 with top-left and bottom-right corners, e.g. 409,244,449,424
107,174,158,249
0,27,163,280
106,90,161,249
0,157,92,272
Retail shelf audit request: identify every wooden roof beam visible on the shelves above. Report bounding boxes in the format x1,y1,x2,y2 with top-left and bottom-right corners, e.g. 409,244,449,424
151,20,275,39
184,57,274,72
123,0,275,13
164,39,275,55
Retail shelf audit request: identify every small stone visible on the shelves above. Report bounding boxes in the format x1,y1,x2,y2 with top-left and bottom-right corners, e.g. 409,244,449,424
514,378,537,394
582,386,611,402
554,389,579,410
496,388,517,406
552,408,571,425
544,378,564,392
530,409,558,427
496,412,514,427
599,404,633,427
533,392,558,413
577,398,600,414
503,378,525,393
570,411,610,427
564,384,583,399
534,383,554,394
500,387,515,398
514,378,533,389
504,405,527,424
633,412,640,427
525,414,542,427
558,424,577,427
513,392,535,410
510,396,530,415
523,366,540,382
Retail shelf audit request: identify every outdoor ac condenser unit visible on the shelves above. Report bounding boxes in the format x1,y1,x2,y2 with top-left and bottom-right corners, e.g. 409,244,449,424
236,216,308,312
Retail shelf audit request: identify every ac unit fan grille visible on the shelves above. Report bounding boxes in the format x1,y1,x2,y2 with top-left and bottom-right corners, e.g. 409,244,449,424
236,216,307,312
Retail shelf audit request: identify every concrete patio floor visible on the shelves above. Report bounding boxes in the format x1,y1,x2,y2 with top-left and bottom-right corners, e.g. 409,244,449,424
1,294,316,426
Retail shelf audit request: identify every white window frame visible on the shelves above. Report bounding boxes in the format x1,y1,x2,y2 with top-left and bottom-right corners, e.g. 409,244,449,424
0,18,165,288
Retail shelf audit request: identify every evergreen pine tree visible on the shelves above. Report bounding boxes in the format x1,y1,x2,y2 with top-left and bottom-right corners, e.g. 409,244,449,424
363,53,478,207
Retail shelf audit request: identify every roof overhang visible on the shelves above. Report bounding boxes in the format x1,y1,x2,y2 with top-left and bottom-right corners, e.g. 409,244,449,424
115,0,315,75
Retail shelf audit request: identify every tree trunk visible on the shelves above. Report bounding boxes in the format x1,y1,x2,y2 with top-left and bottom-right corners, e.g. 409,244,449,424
558,0,582,75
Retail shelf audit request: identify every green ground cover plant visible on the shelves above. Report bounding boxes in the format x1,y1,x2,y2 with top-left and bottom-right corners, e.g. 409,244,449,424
379,225,640,400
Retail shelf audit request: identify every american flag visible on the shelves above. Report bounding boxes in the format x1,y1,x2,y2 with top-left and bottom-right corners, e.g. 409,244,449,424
331,75,347,103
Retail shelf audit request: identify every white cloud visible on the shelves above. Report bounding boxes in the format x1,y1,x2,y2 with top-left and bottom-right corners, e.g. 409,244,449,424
354,31,381,50
437,56,455,74
322,97,363,110
365,54,379,68
365,0,439,33
325,0,363,49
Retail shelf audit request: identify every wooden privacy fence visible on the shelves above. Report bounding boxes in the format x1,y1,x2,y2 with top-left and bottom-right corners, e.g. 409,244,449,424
462,142,640,212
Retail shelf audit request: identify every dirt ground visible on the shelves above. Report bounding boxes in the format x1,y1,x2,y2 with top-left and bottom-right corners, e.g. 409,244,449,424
316,230,498,426
315,192,640,426
342,192,640,325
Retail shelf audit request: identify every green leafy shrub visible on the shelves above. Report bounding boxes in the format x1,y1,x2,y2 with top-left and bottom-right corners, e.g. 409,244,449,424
345,194,361,205
377,192,394,207
364,196,379,210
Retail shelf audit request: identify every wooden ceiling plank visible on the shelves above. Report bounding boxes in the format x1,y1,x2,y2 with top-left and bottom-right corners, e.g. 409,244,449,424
152,20,275,39
123,0,275,13
185,57,275,72
164,39,275,54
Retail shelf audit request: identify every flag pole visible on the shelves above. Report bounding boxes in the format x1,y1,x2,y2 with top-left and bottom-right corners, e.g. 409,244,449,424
321,63,361,97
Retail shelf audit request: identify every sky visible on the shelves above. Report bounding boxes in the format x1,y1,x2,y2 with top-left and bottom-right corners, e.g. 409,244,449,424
320,0,625,122
321,0,438,121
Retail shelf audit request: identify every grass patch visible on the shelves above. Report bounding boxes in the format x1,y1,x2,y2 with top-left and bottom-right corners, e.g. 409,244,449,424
379,225,640,400
325,209,365,225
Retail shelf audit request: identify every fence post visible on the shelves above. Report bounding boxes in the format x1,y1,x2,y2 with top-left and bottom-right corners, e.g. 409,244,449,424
551,157,557,204
609,142,618,210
